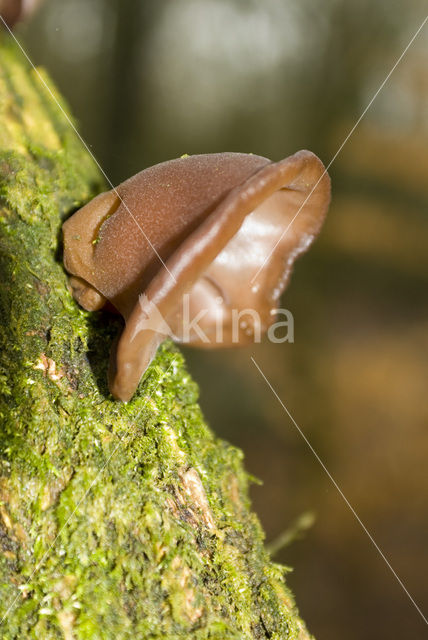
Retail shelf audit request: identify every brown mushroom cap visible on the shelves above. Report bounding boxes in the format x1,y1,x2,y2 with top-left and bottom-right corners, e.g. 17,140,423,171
63,151,330,401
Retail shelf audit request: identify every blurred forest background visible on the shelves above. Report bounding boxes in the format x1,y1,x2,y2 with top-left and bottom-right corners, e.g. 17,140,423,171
17,1,428,638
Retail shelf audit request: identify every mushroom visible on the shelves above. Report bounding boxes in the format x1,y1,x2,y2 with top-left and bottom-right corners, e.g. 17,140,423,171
63,151,330,401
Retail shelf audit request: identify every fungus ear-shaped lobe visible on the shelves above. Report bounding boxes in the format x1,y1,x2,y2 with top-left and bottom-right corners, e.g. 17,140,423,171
112,150,330,400
172,152,330,346
62,190,120,310
91,153,270,317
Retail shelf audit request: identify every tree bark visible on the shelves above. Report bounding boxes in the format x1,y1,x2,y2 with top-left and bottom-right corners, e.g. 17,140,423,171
0,36,312,640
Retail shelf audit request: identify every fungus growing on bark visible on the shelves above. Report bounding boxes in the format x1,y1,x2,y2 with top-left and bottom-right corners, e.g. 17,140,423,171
63,151,330,401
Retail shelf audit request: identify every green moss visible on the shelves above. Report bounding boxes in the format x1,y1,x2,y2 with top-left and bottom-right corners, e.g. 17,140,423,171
0,37,312,639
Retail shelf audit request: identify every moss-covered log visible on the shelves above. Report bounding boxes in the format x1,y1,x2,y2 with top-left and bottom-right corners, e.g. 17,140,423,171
0,36,312,639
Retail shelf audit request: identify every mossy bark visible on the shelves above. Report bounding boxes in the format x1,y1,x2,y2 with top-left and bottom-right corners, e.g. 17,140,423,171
0,37,312,640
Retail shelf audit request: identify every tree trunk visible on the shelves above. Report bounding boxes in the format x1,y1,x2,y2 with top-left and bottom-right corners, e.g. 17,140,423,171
0,36,312,640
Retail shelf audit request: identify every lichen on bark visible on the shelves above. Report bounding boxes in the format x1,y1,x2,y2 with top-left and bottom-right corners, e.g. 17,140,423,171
0,36,312,640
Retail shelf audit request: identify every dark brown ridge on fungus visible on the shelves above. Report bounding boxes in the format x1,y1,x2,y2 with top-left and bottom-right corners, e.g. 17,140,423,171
63,151,331,401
